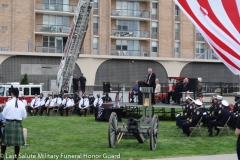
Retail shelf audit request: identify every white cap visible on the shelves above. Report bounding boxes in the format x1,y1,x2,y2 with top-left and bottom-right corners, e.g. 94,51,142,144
186,96,193,101
198,77,202,82
216,95,223,100
221,100,229,107
194,99,203,106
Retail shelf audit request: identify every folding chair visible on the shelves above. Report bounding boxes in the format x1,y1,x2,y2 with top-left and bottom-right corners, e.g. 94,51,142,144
52,103,59,115
217,116,231,136
189,117,203,137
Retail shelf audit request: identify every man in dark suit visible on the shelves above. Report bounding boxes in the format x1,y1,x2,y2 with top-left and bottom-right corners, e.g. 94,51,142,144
177,78,190,103
167,79,182,104
146,68,156,104
72,74,79,93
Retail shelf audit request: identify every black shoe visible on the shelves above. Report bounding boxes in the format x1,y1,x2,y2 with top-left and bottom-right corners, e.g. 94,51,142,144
209,134,213,137
130,101,134,103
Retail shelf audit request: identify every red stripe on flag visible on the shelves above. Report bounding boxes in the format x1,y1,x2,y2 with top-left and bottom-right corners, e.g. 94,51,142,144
197,0,240,44
178,0,240,62
222,0,240,33
212,45,240,70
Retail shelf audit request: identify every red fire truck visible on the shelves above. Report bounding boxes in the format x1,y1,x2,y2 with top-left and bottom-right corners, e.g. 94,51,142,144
0,83,43,104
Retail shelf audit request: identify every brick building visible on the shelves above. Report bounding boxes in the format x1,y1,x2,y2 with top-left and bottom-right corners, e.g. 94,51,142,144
0,0,239,91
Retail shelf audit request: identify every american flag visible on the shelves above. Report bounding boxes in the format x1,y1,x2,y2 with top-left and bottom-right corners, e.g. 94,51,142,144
174,0,240,75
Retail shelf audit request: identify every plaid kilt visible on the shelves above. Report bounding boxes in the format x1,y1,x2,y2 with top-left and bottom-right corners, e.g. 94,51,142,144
2,122,24,146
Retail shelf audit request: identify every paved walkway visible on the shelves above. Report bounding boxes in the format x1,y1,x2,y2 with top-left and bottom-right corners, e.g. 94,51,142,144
146,154,237,160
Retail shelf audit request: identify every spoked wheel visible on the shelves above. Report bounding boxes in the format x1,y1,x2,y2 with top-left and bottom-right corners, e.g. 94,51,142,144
150,114,159,150
108,112,118,148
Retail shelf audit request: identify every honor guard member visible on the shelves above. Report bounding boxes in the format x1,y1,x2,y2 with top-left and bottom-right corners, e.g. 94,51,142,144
59,95,71,116
182,99,203,137
235,101,240,159
229,95,240,129
44,95,54,116
88,93,95,114
78,93,89,116
59,95,67,116
73,93,80,114
39,93,46,116
94,94,104,120
21,96,27,108
28,94,39,116
207,100,231,137
1,87,27,160
102,93,112,103
176,96,194,129
57,94,62,105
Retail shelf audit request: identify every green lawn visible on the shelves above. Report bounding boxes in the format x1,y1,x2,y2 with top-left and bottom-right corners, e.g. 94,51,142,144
5,113,237,160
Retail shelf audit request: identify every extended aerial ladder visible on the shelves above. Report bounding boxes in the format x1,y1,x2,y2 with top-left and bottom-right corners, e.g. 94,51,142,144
57,0,93,93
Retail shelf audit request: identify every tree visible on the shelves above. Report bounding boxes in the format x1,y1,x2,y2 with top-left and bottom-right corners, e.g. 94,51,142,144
20,73,29,84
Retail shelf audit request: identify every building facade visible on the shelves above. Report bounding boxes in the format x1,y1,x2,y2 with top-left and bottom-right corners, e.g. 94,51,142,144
0,0,239,90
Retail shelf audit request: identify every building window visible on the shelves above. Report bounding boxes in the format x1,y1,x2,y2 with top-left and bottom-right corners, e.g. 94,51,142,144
151,41,158,52
93,17,98,35
175,23,179,35
43,0,70,12
93,0,98,14
93,38,98,50
175,5,179,16
152,3,158,14
93,0,98,8
93,38,98,54
116,1,140,16
42,15,70,33
152,22,158,39
175,23,180,40
0,48,9,51
116,20,140,31
196,43,205,54
174,42,180,58
115,40,140,56
41,36,67,53
2,26,8,30
2,4,8,8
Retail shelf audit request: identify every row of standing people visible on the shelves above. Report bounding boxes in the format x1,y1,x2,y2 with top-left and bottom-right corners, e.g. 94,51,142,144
72,73,87,94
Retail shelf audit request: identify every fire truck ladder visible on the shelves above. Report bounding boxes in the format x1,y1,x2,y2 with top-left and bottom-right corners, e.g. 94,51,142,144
57,0,93,93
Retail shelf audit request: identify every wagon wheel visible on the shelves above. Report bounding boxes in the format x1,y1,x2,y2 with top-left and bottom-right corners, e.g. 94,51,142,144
150,114,159,150
108,112,118,148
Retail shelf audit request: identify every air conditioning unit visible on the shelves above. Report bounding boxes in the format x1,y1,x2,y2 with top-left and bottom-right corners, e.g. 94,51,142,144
142,52,148,57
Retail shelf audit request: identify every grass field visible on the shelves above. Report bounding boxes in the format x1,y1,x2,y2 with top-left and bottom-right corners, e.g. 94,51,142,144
5,112,237,160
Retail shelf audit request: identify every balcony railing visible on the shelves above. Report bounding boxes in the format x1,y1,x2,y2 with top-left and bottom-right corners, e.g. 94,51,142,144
151,14,158,20
111,29,150,38
93,28,98,35
35,46,64,53
111,9,150,18
151,32,158,39
35,3,77,13
111,50,149,57
35,24,70,34
196,33,205,41
196,49,219,59
93,8,98,15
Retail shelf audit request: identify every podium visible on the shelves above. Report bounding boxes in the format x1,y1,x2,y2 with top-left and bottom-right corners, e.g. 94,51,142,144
138,81,148,105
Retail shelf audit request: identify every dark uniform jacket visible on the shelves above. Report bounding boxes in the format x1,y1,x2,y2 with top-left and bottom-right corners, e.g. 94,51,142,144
216,108,231,125
191,108,203,125
233,100,240,113
183,103,194,116
174,83,183,92
181,83,190,92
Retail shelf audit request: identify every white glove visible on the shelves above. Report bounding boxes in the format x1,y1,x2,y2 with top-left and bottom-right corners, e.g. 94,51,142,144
203,112,207,115
236,115,238,117
176,114,180,118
